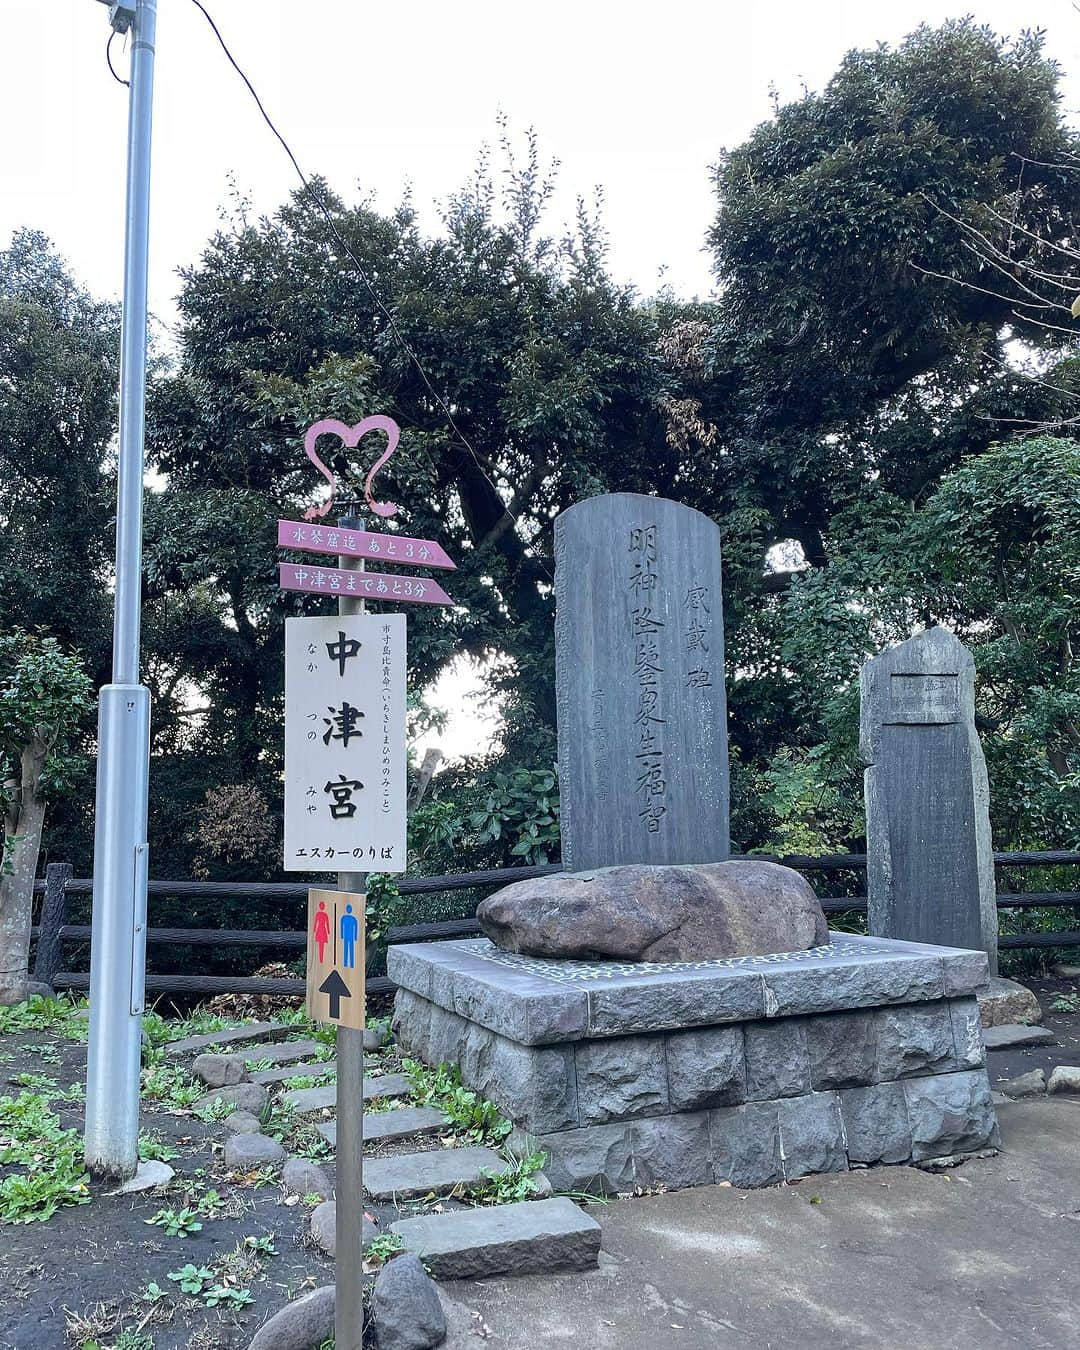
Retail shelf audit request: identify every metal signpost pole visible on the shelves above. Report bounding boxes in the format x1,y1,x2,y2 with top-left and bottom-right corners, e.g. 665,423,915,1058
336,509,366,1350
85,0,157,1181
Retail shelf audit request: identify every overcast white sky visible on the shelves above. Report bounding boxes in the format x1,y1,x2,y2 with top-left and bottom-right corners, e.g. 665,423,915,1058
3,0,1079,755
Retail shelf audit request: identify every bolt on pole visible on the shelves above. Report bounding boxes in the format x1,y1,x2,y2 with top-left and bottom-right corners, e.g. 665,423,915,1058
335,508,367,1350
84,0,157,1182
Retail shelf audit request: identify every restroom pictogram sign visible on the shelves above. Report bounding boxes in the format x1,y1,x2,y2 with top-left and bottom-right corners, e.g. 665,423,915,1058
306,887,366,1030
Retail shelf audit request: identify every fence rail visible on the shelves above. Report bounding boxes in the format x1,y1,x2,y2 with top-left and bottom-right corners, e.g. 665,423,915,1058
29,852,1080,1003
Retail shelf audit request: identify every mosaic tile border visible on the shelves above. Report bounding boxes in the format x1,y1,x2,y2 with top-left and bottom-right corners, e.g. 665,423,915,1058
449,938,895,985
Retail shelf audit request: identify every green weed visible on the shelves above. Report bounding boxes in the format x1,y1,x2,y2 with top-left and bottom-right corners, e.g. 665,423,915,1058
11,1071,58,1093
202,1284,254,1309
0,994,86,1039
167,1263,214,1295
23,1041,61,1064
0,1091,91,1223
195,1097,233,1124
363,1232,404,1268
402,1059,511,1146
138,1132,177,1163
145,1205,202,1237
140,1063,201,1111
466,1150,547,1207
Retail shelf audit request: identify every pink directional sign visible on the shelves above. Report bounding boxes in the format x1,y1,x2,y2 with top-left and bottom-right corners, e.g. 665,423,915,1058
278,563,453,607
278,519,456,571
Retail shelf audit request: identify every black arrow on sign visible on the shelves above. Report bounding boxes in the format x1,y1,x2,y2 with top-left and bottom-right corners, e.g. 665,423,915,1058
319,970,351,1020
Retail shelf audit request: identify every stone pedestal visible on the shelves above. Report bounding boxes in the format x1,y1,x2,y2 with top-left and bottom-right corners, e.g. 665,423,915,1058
389,935,999,1194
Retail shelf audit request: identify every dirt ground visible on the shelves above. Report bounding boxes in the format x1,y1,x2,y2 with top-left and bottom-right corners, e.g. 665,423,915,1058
0,1025,335,1350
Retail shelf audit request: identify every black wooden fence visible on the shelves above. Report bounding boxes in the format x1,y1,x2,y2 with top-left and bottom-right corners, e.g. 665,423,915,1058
29,851,1080,1003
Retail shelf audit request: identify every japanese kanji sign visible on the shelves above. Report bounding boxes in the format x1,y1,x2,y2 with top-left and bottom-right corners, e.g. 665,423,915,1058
306,887,365,1029
278,519,457,571
279,563,453,607
284,614,407,873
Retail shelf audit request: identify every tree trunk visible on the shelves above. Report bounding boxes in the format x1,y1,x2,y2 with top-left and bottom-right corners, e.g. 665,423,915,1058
0,737,48,1005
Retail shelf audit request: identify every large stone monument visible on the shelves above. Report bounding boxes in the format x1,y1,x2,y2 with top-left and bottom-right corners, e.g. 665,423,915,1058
391,507,1000,1194
554,493,729,869
860,627,998,974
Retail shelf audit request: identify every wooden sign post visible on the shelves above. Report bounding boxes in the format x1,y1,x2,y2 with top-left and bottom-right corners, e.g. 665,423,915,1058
279,415,460,1350
306,887,366,1031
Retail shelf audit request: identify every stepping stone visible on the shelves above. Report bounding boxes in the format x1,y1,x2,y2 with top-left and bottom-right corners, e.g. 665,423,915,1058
250,1060,336,1086
363,1145,505,1201
363,1073,411,1103
983,1023,1056,1050
318,1106,446,1148
242,1038,322,1066
282,1074,411,1116
391,1197,602,1279
165,1021,290,1057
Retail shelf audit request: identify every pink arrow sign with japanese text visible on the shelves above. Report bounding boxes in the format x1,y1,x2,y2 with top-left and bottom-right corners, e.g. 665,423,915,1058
278,519,456,571
278,563,454,607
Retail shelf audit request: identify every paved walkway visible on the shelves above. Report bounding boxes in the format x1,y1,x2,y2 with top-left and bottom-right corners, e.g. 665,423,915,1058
444,1098,1080,1350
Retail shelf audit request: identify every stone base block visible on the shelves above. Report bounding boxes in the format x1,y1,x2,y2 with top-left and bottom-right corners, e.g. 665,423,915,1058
391,934,999,1194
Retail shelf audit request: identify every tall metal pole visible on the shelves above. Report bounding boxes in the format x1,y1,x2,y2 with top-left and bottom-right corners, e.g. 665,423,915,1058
85,0,157,1182
336,510,366,1350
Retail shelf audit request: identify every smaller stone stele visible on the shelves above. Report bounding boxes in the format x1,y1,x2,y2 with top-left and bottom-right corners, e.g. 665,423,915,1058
477,860,829,963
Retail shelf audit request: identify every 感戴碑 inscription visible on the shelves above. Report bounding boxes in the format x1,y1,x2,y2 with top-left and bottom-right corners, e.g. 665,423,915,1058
555,493,730,871
886,673,961,725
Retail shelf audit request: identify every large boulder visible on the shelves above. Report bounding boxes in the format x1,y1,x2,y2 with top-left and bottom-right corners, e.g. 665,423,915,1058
477,860,829,963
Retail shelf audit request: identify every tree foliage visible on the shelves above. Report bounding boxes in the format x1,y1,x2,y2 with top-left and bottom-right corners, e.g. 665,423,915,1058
0,231,118,674
0,631,93,1001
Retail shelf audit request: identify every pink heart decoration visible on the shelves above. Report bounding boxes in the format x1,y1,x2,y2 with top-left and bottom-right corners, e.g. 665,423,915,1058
302,415,401,522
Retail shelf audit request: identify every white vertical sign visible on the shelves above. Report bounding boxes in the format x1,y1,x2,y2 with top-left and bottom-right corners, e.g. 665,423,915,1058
284,614,407,873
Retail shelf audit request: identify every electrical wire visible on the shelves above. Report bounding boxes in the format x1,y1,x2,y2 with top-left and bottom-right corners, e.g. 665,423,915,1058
106,29,129,87
188,0,552,580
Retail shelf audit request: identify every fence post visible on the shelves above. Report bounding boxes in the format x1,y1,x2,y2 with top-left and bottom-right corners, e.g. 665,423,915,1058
34,862,71,989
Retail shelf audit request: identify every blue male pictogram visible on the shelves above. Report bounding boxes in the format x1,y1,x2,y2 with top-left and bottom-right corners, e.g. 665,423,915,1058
340,902,359,969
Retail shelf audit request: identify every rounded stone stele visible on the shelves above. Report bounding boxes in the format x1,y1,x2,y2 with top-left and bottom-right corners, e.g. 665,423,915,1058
477,859,829,962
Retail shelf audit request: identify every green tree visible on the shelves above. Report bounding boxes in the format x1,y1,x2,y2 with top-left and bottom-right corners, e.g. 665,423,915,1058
0,631,93,1002
690,21,1080,835
767,438,1080,851
701,20,1078,559
143,135,677,869
0,230,118,670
